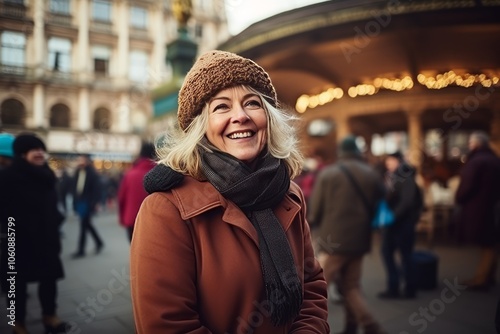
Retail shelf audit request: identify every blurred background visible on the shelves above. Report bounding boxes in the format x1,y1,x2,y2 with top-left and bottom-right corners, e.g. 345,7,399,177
0,0,499,333
0,0,498,187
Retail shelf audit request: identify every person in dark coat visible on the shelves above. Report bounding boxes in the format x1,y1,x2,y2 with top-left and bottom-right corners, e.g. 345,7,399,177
378,151,423,299
70,154,104,258
308,136,387,334
117,141,156,242
455,131,500,289
0,133,69,334
55,167,71,215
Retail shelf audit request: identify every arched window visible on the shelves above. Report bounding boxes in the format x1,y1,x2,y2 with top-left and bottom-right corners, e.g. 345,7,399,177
93,107,111,130
50,103,70,128
0,98,25,126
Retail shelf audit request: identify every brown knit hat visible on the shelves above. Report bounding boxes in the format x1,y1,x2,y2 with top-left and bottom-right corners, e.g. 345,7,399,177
178,50,277,130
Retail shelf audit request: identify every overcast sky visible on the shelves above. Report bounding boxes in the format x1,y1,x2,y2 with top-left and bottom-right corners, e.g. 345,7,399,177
224,0,329,35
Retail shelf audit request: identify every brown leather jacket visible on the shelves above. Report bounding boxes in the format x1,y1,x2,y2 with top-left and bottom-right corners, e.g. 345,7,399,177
130,176,329,333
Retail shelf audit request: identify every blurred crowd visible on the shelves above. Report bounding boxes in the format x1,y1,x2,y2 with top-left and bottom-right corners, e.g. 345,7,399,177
295,131,500,333
0,132,156,334
0,129,498,334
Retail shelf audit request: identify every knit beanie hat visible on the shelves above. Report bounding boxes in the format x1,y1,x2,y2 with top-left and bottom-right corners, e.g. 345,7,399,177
178,50,277,130
0,133,15,158
339,135,361,156
13,133,46,157
387,151,404,161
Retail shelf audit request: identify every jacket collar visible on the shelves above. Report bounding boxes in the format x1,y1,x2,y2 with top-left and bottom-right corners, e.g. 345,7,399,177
170,177,302,245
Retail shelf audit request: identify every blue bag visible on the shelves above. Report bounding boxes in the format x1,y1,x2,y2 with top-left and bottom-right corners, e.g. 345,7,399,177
75,201,89,217
339,164,394,229
371,200,395,229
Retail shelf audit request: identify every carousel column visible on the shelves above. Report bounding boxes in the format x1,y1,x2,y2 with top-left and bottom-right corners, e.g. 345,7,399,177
491,110,500,155
407,110,424,170
334,113,350,143
361,133,373,160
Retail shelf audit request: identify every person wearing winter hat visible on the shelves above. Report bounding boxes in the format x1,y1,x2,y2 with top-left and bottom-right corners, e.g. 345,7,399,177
338,135,362,157
308,135,387,334
130,50,329,333
0,133,15,169
0,133,69,334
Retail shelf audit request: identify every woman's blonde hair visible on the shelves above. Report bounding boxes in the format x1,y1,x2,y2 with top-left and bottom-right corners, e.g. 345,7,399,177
156,85,304,179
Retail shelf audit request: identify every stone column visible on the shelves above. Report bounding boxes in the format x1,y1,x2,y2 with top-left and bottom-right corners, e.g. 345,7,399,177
33,0,45,76
77,0,90,81
151,2,166,84
78,88,90,131
33,84,45,128
116,93,130,133
116,0,129,80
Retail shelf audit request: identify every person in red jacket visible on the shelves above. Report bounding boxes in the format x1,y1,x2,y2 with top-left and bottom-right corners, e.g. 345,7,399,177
118,142,156,242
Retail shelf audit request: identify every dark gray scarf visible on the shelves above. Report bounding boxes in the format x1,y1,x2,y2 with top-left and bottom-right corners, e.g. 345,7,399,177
143,148,303,326
200,149,302,326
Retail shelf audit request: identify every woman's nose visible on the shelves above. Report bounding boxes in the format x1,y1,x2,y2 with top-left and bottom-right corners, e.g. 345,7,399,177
231,105,250,123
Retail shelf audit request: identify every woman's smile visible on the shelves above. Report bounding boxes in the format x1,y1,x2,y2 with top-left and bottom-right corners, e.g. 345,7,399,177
206,86,267,165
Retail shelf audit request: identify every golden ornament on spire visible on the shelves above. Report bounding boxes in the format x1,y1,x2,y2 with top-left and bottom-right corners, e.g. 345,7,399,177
172,0,192,27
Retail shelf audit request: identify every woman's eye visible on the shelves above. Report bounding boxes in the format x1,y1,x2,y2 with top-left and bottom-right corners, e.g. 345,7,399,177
213,104,229,112
245,100,261,108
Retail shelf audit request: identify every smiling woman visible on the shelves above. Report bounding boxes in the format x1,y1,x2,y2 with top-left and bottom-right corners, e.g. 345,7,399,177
205,86,268,166
130,50,330,334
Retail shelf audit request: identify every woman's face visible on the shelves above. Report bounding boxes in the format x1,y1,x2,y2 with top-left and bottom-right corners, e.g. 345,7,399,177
23,148,46,166
206,86,267,165
385,156,399,173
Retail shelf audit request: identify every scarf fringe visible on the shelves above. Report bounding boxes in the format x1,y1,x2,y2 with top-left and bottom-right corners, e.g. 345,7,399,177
265,278,303,326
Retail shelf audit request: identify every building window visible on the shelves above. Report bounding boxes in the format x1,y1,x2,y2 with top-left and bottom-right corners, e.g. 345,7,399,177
50,0,70,14
50,103,70,128
48,38,72,72
129,50,148,82
0,31,26,66
92,0,111,22
130,6,147,29
93,107,111,130
0,98,25,126
91,45,110,76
